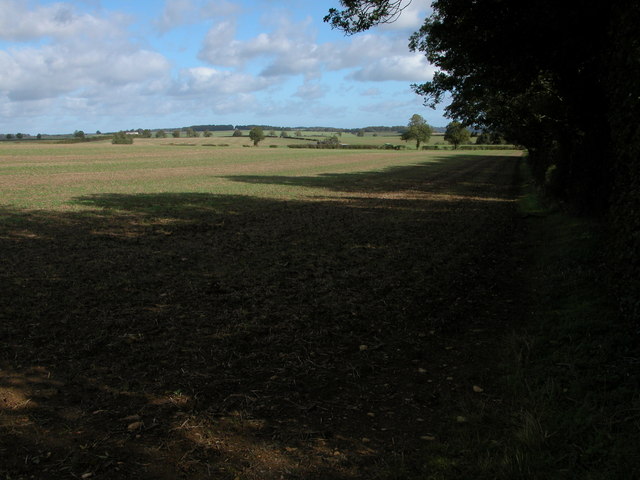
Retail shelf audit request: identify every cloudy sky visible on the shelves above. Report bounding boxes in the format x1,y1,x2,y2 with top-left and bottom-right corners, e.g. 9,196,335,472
0,0,445,134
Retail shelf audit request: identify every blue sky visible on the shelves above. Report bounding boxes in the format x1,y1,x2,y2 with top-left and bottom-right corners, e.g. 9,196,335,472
0,0,446,134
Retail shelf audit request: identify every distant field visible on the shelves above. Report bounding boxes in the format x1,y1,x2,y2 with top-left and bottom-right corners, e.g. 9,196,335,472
0,141,505,211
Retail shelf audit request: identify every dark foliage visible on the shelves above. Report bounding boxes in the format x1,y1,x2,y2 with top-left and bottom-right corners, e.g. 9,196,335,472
326,0,640,326
607,1,640,326
190,124,234,131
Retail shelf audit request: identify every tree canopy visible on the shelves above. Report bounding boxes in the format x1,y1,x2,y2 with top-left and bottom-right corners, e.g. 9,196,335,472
444,121,470,149
327,1,640,321
324,0,411,34
249,127,265,146
326,0,635,212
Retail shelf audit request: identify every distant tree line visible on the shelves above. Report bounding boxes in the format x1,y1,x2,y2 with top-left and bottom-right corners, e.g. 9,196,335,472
190,124,235,132
235,125,290,132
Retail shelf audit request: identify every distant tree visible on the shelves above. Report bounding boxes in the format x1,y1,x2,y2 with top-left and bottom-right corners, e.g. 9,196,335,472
232,129,243,137
444,121,471,149
249,127,265,146
203,130,213,137
295,130,302,137
16,133,23,139
356,130,365,137
156,130,167,138
320,135,340,146
172,130,181,138
269,130,276,137
36,133,42,140
96,130,102,135
6,134,13,140
400,114,432,149
141,129,152,138
74,130,85,139
280,131,286,138
112,131,134,144
186,128,198,138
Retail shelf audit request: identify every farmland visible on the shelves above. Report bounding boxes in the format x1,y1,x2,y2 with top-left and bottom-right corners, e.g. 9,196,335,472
0,139,480,211
1,142,634,479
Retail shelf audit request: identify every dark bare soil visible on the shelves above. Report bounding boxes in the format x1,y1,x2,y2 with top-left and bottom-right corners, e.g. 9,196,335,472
1,154,526,479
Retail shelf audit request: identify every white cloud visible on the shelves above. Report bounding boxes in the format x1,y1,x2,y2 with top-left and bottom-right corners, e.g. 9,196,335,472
321,34,395,71
155,0,242,33
174,67,276,95
199,17,321,75
349,53,434,82
0,44,170,101
154,0,196,33
198,19,433,83
198,20,241,66
0,0,124,41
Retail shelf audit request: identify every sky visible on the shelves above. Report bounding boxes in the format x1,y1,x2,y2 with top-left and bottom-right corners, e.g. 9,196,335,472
0,0,446,134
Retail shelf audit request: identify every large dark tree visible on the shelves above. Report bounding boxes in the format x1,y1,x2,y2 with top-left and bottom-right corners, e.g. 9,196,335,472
326,0,640,323
325,0,622,211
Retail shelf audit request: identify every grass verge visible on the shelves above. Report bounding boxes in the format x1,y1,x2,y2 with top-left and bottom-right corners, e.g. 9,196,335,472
415,178,640,479
502,188,640,478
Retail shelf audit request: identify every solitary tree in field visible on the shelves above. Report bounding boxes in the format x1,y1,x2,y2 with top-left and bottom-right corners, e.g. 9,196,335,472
401,113,432,149
444,121,471,149
203,130,213,137
156,130,167,138
232,129,243,137
249,127,265,146
172,130,181,138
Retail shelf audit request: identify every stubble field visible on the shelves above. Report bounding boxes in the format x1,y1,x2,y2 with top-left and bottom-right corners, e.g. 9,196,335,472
1,141,526,479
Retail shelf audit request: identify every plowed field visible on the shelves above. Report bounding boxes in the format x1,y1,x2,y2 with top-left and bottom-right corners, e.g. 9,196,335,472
1,144,525,479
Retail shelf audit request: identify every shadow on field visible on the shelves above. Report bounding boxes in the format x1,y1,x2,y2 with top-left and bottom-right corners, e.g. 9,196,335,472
0,156,524,479
222,155,518,198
